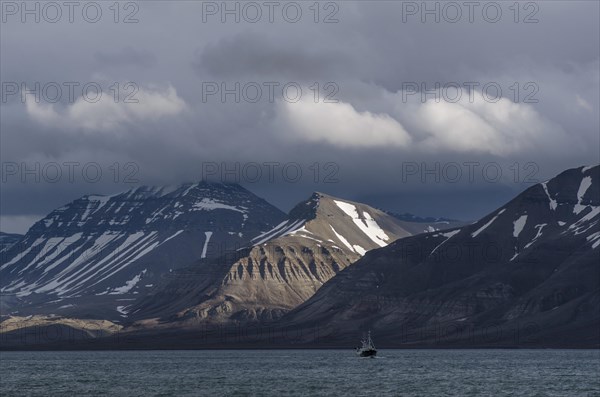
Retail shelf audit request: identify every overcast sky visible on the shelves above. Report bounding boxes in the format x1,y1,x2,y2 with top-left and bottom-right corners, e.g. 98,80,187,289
1,1,599,234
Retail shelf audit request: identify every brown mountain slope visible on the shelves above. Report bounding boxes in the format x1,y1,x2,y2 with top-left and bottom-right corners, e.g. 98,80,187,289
130,192,451,326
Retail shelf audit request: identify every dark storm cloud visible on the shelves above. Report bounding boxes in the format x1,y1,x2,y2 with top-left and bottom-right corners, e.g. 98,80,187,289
194,31,352,81
1,1,599,233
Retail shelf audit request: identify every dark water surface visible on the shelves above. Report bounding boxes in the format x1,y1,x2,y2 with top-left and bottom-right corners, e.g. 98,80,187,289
1,349,599,396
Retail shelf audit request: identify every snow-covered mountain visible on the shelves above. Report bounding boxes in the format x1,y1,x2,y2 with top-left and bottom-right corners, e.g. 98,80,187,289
0,182,286,319
282,165,600,347
130,192,456,326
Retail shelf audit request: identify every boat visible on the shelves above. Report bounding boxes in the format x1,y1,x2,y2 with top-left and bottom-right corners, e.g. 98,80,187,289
356,331,377,357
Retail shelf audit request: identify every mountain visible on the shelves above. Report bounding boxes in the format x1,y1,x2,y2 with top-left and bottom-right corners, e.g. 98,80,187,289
385,212,466,231
281,165,600,347
6,166,596,349
0,233,22,254
129,192,453,326
0,182,286,320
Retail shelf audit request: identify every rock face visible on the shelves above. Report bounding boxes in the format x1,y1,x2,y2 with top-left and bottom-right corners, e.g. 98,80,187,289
282,165,600,347
0,182,286,320
130,193,451,326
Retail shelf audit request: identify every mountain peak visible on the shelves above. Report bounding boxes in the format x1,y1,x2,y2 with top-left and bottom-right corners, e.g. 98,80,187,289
282,164,600,347
1,180,286,318
83,180,248,202
147,191,427,325
287,191,366,222
287,192,324,222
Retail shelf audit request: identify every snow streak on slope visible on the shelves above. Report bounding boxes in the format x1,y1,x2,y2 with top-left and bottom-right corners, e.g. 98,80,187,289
574,176,593,215
471,209,506,238
250,220,306,246
587,232,600,249
250,221,289,245
525,224,547,249
541,182,558,211
201,232,213,258
333,200,390,247
330,225,355,253
430,229,461,256
0,181,286,310
6,232,162,297
1,238,45,270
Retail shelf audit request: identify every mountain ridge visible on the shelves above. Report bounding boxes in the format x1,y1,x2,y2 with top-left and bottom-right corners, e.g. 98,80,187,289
4,166,597,348
128,191,444,326
278,165,600,347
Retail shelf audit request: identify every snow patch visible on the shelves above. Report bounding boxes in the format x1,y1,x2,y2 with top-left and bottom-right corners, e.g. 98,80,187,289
109,269,147,295
296,234,323,244
513,215,528,238
289,226,313,235
193,198,246,213
116,305,129,316
353,245,367,255
333,200,389,247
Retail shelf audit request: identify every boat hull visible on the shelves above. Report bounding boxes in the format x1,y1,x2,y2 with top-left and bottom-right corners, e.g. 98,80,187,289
358,349,377,358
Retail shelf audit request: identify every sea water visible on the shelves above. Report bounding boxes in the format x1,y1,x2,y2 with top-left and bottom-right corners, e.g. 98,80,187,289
1,349,599,396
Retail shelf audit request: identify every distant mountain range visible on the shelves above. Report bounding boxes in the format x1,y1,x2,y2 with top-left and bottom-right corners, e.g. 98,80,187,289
0,182,453,323
385,212,464,225
1,165,598,349
0,232,22,254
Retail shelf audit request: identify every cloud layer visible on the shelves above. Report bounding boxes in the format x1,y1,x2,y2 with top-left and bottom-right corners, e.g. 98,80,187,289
1,1,598,233
26,85,187,132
